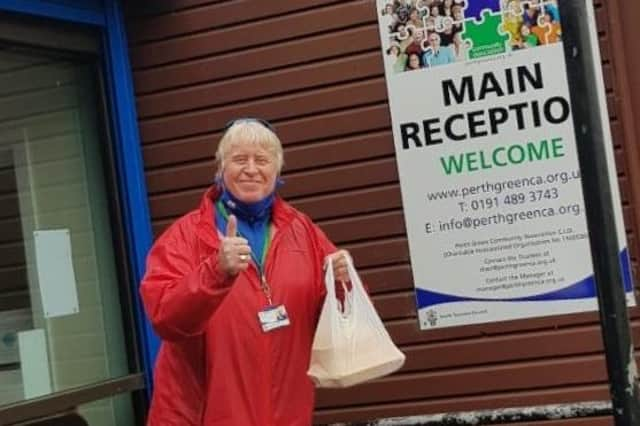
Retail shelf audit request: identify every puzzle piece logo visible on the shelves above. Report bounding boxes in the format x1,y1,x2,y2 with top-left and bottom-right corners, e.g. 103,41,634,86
465,0,502,21
500,0,562,47
461,10,510,59
378,0,562,73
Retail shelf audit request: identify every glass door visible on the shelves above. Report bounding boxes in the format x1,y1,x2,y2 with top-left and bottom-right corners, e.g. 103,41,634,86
0,28,138,426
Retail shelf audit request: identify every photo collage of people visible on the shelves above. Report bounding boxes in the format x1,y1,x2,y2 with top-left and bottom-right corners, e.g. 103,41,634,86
381,0,562,73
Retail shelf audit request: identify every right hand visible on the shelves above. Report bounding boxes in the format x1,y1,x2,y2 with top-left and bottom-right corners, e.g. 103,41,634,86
218,215,251,277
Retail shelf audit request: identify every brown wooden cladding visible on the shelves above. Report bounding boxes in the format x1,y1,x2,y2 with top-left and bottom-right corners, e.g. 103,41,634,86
0,162,28,311
125,0,640,424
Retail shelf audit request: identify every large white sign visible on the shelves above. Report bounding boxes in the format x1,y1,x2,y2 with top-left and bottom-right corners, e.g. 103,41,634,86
376,0,634,329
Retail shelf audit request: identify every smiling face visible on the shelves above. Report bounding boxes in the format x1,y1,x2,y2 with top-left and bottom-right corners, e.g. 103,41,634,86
222,142,278,203
408,53,421,68
216,121,283,203
452,5,463,20
428,32,441,49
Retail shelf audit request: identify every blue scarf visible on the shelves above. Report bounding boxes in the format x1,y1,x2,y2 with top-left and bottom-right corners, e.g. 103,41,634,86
215,188,274,270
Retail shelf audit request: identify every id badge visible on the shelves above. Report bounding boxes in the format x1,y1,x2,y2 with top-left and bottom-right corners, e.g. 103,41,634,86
258,305,290,332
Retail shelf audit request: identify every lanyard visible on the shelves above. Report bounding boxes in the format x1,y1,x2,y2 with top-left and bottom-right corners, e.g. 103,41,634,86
216,200,274,305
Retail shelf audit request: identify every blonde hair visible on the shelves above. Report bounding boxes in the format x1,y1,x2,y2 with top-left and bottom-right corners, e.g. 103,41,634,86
215,120,284,178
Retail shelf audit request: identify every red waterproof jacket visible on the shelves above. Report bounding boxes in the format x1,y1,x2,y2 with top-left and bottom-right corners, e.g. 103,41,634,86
140,187,335,426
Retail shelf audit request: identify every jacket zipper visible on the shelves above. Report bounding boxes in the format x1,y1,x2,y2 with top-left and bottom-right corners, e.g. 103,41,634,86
260,226,285,426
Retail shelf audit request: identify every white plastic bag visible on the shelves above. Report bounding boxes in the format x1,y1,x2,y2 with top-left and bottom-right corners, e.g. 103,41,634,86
307,256,406,388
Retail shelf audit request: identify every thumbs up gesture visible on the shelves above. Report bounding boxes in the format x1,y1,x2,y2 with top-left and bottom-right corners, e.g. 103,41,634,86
218,215,251,277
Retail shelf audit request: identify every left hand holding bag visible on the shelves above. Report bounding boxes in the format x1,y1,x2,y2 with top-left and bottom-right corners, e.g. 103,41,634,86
308,255,406,388
325,249,351,283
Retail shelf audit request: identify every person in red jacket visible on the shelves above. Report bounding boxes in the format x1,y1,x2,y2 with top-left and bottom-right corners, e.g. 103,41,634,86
140,118,352,426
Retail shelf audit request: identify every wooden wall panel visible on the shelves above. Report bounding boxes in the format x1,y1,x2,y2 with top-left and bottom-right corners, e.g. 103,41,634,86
130,2,377,69
0,159,28,312
127,1,361,44
592,0,640,278
138,79,388,143
137,52,383,119
125,0,640,424
133,26,381,94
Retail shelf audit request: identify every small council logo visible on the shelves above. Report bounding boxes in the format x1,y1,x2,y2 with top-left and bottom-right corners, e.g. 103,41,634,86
426,309,438,326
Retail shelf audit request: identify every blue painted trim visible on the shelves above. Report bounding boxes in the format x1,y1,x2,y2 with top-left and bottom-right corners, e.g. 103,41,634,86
103,0,158,396
0,0,104,26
